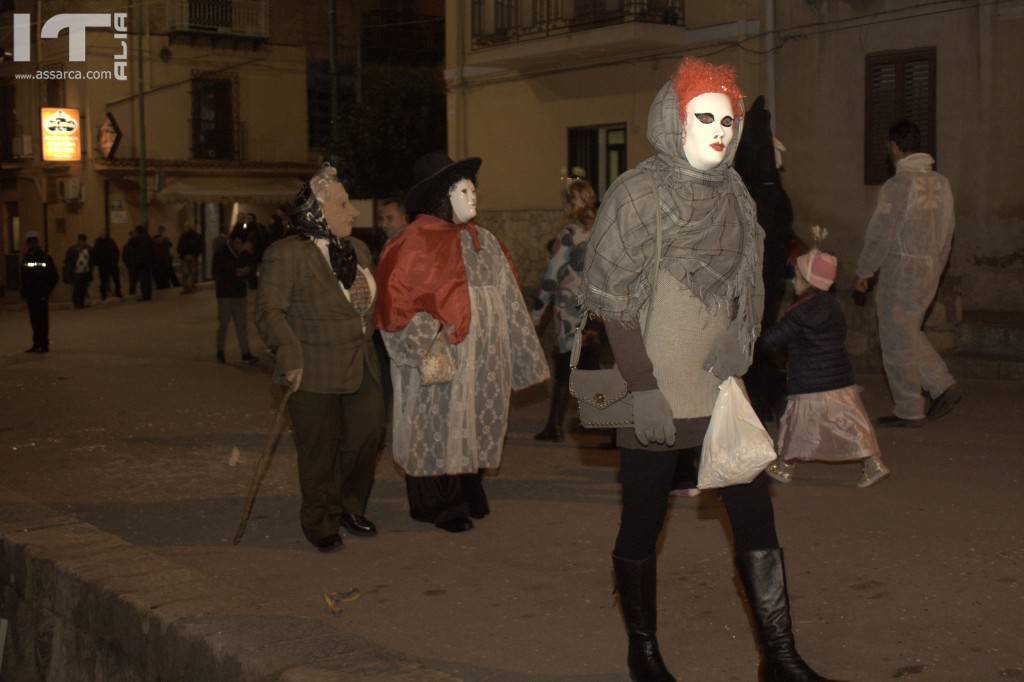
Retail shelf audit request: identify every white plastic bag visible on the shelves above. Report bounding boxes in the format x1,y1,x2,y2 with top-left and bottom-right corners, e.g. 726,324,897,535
697,377,776,489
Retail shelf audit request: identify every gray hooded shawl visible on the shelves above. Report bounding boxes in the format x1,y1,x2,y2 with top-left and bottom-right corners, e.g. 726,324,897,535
581,80,765,377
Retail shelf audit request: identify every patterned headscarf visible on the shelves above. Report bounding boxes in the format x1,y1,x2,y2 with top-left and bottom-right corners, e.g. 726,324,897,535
289,180,358,288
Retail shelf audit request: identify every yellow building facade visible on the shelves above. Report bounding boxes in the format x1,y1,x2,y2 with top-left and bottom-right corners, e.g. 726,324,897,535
0,0,315,298
447,0,1024,362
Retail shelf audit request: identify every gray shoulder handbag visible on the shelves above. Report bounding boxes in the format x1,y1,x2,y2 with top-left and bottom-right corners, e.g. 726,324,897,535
569,180,662,428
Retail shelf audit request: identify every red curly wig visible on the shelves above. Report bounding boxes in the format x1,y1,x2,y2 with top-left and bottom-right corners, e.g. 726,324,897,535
672,57,744,123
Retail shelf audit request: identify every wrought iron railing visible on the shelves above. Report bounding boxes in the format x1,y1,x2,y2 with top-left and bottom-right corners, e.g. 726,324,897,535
471,0,684,48
167,0,270,40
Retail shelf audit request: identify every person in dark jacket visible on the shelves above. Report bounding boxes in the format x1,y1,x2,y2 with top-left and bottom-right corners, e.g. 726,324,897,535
92,232,123,300
153,225,179,289
63,234,92,308
213,229,258,364
177,223,204,293
760,248,889,488
124,225,155,301
21,231,59,353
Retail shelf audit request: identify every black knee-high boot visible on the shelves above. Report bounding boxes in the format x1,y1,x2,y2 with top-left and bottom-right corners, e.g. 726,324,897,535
534,381,569,442
736,548,846,682
613,553,676,682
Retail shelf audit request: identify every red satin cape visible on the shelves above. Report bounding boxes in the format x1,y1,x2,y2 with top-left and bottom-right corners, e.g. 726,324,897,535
374,214,517,344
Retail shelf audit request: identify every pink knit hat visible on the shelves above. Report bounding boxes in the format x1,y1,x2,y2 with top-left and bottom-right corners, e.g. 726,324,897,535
796,249,838,291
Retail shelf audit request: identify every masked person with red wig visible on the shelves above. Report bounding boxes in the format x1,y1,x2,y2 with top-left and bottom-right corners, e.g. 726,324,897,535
582,58,845,682
375,153,549,533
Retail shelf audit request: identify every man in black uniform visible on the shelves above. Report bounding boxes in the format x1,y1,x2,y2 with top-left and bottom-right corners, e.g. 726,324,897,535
21,231,58,353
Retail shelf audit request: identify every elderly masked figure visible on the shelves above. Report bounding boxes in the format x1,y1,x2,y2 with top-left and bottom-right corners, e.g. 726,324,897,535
257,165,385,553
582,58,843,682
375,153,549,533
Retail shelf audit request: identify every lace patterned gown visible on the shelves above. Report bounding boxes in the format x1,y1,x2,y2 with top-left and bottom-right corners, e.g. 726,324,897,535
382,228,549,480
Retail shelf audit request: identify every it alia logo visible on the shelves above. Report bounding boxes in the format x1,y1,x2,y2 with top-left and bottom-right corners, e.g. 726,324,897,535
10,12,128,81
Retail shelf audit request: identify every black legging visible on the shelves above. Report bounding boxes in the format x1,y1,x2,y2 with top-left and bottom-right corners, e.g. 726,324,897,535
614,448,779,560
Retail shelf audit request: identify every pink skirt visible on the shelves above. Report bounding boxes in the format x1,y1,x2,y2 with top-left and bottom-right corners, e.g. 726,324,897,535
777,385,882,463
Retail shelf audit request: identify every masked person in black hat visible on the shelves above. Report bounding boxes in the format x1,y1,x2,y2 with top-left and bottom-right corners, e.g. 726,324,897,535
21,231,59,353
256,164,385,552
374,153,549,533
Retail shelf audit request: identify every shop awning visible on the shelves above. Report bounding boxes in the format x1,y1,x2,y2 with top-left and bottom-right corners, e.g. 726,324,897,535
153,176,304,204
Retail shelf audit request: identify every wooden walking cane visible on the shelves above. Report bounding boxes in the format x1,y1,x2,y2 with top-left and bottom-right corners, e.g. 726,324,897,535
233,386,295,545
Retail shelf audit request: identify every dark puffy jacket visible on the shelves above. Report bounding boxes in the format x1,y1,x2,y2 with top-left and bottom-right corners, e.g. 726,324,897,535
759,291,854,395
212,245,251,298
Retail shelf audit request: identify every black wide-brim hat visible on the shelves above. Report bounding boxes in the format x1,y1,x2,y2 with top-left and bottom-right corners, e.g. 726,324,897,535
404,152,482,222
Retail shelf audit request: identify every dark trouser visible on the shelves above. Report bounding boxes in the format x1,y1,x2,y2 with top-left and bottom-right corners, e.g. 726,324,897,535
98,265,122,299
287,366,385,544
72,274,91,308
614,448,778,560
154,264,170,289
137,267,153,300
27,297,49,349
406,471,489,524
216,297,251,355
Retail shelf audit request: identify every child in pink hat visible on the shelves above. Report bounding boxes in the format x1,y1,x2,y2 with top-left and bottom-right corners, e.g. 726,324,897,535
759,248,889,487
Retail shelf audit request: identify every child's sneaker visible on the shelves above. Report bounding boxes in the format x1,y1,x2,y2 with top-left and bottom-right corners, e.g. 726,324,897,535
857,456,890,488
766,459,795,483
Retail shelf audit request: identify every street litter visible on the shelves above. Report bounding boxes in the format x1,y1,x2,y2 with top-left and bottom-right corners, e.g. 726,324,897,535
228,446,242,466
323,589,361,615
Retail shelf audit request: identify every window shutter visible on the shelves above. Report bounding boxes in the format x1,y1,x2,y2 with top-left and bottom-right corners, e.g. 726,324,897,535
864,48,936,185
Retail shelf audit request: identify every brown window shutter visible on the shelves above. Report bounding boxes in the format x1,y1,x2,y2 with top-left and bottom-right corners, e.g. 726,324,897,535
864,48,936,185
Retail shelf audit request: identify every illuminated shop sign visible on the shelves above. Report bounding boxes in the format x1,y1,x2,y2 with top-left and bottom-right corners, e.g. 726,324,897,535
41,107,82,162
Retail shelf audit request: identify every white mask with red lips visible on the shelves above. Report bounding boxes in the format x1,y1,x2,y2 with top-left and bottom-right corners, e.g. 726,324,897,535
682,92,736,171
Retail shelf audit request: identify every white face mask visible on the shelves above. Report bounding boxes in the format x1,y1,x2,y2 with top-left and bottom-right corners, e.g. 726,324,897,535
449,179,477,224
682,92,735,171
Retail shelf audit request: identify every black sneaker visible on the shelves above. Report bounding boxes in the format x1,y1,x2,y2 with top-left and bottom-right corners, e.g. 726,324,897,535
875,415,925,428
241,353,259,365
927,384,962,420
312,534,344,553
216,351,226,364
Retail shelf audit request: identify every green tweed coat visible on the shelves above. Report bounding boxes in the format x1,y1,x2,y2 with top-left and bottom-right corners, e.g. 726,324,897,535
256,235,380,394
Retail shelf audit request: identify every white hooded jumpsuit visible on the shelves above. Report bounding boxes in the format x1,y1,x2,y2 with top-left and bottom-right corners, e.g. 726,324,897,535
856,152,956,420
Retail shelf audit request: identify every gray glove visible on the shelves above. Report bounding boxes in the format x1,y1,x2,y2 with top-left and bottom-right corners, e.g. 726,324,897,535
631,389,676,447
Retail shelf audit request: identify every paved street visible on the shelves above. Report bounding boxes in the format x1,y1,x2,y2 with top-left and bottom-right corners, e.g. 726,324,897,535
1,289,1022,681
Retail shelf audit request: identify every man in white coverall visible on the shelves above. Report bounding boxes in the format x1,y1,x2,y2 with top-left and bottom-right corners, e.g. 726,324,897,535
855,119,961,427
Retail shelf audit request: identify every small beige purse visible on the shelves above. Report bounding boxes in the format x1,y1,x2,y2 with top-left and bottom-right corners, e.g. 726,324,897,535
419,326,456,385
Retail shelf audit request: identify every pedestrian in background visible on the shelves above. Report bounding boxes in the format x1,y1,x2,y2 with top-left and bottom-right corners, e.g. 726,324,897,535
377,197,407,245
21,231,58,353
124,225,155,301
267,207,288,244
762,249,889,488
257,165,384,552
531,178,599,442
153,225,179,289
92,231,123,300
177,223,203,294
63,233,92,309
855,119,960,427
213,229,258,365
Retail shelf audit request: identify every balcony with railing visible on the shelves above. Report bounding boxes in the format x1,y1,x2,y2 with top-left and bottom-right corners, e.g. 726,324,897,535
167,0,270,41
468,0,684,68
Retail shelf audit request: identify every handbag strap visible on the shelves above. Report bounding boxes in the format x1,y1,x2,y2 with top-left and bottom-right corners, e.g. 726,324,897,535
423,323,446,359
571,175,661,369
